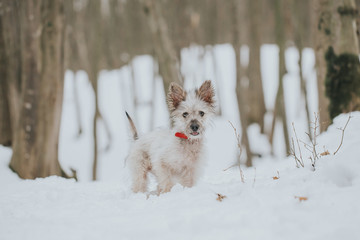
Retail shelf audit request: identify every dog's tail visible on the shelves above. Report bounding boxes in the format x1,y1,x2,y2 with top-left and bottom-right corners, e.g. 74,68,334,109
125,111,138,140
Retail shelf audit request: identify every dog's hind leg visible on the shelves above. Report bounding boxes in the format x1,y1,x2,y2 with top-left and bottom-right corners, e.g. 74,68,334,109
129,151,151,193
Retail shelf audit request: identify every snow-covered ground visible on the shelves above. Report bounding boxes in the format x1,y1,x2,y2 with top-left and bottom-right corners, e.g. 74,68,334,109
1,45,360,240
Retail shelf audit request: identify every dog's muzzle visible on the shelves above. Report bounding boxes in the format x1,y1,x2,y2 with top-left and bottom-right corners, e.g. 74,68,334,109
190,122,200,136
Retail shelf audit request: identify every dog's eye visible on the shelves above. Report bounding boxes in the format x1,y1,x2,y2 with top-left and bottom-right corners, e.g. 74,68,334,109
182,112,189,118
199,111,205,117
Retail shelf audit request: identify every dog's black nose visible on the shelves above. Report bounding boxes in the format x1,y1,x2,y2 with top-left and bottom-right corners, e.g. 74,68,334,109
190,123,199,132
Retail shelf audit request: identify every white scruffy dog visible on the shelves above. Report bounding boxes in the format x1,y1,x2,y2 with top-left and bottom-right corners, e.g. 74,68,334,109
126,80,215,194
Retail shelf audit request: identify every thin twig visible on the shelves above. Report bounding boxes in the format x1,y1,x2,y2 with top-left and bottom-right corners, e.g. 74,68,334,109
304,112,320,169
290,139,298,167
334,114,352,155
311,112,319,163
98,114,113,152
73,74,83,137
228,121,245,183
299,139,312,149
223,163,238,172
228,121,242,150
292,122,304,166
290,138,304,167
299,139,315,154
239,167,245,183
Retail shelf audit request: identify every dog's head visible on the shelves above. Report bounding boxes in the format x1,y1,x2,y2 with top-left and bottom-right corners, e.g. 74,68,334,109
167,80,215,139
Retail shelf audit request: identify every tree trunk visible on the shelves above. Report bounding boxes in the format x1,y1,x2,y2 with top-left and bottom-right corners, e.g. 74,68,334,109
130,60,139,125
91,72,100,181
0,77,12,146
355,0,360,49
271,0,290,155
210,47,223,116
82,1,114,180
338,0,359,54
149,56,158,130
0,0,22,144
73,72,83,137
293,0,312,136
325,0,360,119
142,0,183,93
314,0,333,131
8,0,70,179
247,0,266,133
298,48,312,136
316,0,360,122
233,0,252,167
0,17,12,146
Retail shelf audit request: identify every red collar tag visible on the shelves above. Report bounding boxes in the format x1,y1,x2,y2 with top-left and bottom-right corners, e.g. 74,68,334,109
175,132,188,139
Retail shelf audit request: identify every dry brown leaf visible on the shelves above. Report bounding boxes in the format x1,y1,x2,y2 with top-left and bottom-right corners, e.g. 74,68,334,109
273,171,280,180
216,193,227,202
295,196,308,202
320,150,330,156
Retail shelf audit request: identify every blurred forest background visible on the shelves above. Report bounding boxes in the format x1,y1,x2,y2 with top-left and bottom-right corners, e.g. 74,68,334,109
1,0,360,180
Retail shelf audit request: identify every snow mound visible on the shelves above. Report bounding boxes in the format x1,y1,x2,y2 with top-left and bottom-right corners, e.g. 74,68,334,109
1,112,360,240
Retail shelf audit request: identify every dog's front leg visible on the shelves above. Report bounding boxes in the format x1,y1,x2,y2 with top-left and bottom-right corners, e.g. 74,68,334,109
179,168,195,188
156,164,175,194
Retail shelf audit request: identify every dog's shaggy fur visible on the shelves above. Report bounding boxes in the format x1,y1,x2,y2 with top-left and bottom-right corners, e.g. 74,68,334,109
126,80,215,194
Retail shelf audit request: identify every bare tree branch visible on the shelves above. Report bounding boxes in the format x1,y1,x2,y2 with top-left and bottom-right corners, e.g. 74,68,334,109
228,121,245,183
334,114,352,155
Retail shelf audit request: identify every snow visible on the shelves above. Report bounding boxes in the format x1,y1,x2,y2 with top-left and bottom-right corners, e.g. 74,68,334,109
1,45,360,239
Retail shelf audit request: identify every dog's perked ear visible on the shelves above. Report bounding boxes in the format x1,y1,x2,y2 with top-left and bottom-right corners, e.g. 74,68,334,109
167,82,186,111
196,80,215,106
